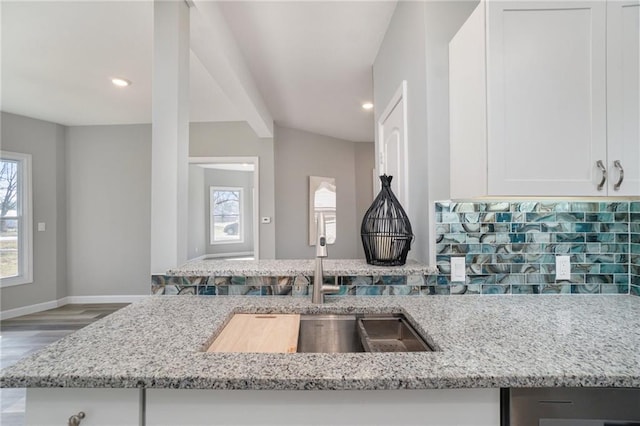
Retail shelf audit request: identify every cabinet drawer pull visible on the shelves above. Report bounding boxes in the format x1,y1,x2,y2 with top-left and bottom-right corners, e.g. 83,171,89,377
68,411,85,426
613,160,624,191
596,160,607,191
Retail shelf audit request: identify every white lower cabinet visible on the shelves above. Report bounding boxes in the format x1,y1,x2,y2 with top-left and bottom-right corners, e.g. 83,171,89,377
145,388,500,426
26,388,140,426
25,387,500,425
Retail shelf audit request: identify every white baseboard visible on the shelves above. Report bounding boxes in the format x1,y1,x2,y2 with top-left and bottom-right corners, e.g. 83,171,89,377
0,299,64,321
62,295,149,304
194,251,254,260
1,295,149,320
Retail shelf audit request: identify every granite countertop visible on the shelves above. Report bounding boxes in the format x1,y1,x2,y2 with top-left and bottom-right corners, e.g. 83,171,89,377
1,295,639,390
165,258,438,276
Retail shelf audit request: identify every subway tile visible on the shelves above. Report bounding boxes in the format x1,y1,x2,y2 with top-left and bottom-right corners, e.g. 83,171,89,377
600,202,628,212
513,201,538,212
570,202,599,212
571,284,600,294
485,202,511,212
585,212,613,222
482,284,511,295
601,283,628,294
451,202,478,212
512,284,539,294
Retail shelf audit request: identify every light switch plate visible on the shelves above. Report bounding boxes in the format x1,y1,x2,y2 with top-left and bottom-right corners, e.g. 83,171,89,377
37,222,46,232
261,217,271,224
556,255,571,280
451,257,466,282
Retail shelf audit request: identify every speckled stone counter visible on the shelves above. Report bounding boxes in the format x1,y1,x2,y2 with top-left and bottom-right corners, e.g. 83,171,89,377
166,258,437,277
1,295,639,390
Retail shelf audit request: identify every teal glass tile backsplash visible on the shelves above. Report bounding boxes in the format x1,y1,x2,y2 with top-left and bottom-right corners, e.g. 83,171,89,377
153,200,639,298
631,201,640,296
436,200,638,295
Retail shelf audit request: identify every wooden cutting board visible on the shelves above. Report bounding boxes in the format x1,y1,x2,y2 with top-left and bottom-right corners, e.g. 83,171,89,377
207,314,300,353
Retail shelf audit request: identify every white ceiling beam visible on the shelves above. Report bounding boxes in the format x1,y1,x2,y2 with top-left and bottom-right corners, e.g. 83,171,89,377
190,1,273,138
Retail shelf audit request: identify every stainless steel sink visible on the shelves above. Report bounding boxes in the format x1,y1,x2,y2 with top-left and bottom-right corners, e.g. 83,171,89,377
297,314,364,353
297,313,433,353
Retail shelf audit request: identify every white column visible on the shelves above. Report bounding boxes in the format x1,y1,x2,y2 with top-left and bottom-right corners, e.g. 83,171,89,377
151,0,189,273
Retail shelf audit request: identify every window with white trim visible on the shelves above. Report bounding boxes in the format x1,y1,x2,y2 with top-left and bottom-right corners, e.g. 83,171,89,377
0,151,33,287
210,187,243,244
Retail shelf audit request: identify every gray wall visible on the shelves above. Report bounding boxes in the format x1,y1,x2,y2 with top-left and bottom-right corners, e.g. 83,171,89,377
204,168,254,256
66,124,151,296
0,112,67,311
187,165,206,259
374,1,430,263
424,1,479,262
274,125,370,259
189,122,276,259
373,1,477,263
354,143,375,259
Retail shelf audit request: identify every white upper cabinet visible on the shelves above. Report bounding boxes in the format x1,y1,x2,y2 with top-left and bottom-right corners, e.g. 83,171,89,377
449,0,640,197
607,0,640,195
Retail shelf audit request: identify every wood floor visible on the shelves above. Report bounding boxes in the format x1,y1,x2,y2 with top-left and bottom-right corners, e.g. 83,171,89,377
1,303,128,426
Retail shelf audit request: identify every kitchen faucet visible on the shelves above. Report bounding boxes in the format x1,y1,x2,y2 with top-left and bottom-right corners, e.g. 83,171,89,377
312,212,340,304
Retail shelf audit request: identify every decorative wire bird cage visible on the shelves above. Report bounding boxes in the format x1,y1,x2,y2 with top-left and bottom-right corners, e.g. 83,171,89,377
361,175,414,266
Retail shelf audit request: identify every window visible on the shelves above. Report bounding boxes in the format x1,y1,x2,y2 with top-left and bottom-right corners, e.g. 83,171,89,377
210,187,243,244
0,151,32,287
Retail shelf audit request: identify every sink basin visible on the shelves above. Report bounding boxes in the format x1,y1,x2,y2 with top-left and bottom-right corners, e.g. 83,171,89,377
297,314,364,353
297,313,433,353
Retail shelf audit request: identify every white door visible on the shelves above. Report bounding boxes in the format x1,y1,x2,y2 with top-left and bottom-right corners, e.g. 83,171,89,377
607,0,640,196
377,81,408,208
486,1,607,195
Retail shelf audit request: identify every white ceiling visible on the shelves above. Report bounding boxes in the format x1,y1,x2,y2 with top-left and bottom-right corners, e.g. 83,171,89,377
1,1,396,142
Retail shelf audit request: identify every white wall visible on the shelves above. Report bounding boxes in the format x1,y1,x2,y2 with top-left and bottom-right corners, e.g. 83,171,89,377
66,124,151,296
274,125,368,259
373,0,478,264
189,121,276,259
0,112,67,311
187,165,206,259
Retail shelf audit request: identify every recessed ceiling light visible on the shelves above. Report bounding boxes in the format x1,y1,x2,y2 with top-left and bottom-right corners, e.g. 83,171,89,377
111,77,131,87
362,102,374,110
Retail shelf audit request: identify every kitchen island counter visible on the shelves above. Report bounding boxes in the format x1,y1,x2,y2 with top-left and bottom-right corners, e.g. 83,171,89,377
1,295,639,390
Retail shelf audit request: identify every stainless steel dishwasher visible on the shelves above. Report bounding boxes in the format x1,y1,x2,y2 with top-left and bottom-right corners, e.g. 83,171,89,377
501,388,640,426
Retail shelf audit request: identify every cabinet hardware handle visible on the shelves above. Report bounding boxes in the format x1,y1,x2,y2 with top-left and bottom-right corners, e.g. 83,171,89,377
68,411,85,426
613,160,624,191
596,160,607,191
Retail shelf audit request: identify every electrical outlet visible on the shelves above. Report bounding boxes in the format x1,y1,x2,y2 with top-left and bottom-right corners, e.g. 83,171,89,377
556,255,571,280
451,257,466,282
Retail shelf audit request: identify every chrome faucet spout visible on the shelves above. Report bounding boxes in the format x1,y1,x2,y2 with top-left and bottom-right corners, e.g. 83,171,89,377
312,212,339,304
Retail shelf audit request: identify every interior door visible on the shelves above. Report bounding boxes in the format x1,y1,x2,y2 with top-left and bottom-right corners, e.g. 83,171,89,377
377,81,408,209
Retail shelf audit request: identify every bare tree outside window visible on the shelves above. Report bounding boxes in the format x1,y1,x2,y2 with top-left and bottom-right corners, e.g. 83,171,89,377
1,159,19,278
210,187,243,244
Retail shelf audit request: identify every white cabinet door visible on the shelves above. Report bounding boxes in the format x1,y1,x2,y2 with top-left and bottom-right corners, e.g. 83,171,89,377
146,388,499,426
607,0,640,195
26,388,140,426
486,1,607,196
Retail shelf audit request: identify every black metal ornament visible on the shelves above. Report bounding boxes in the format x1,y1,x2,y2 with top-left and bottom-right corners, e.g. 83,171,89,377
361,175,413,266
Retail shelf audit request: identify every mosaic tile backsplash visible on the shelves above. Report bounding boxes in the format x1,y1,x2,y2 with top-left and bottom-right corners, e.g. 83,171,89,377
631,201,640,296
151,274,434,297
154,200,639,297
436,200,640,296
